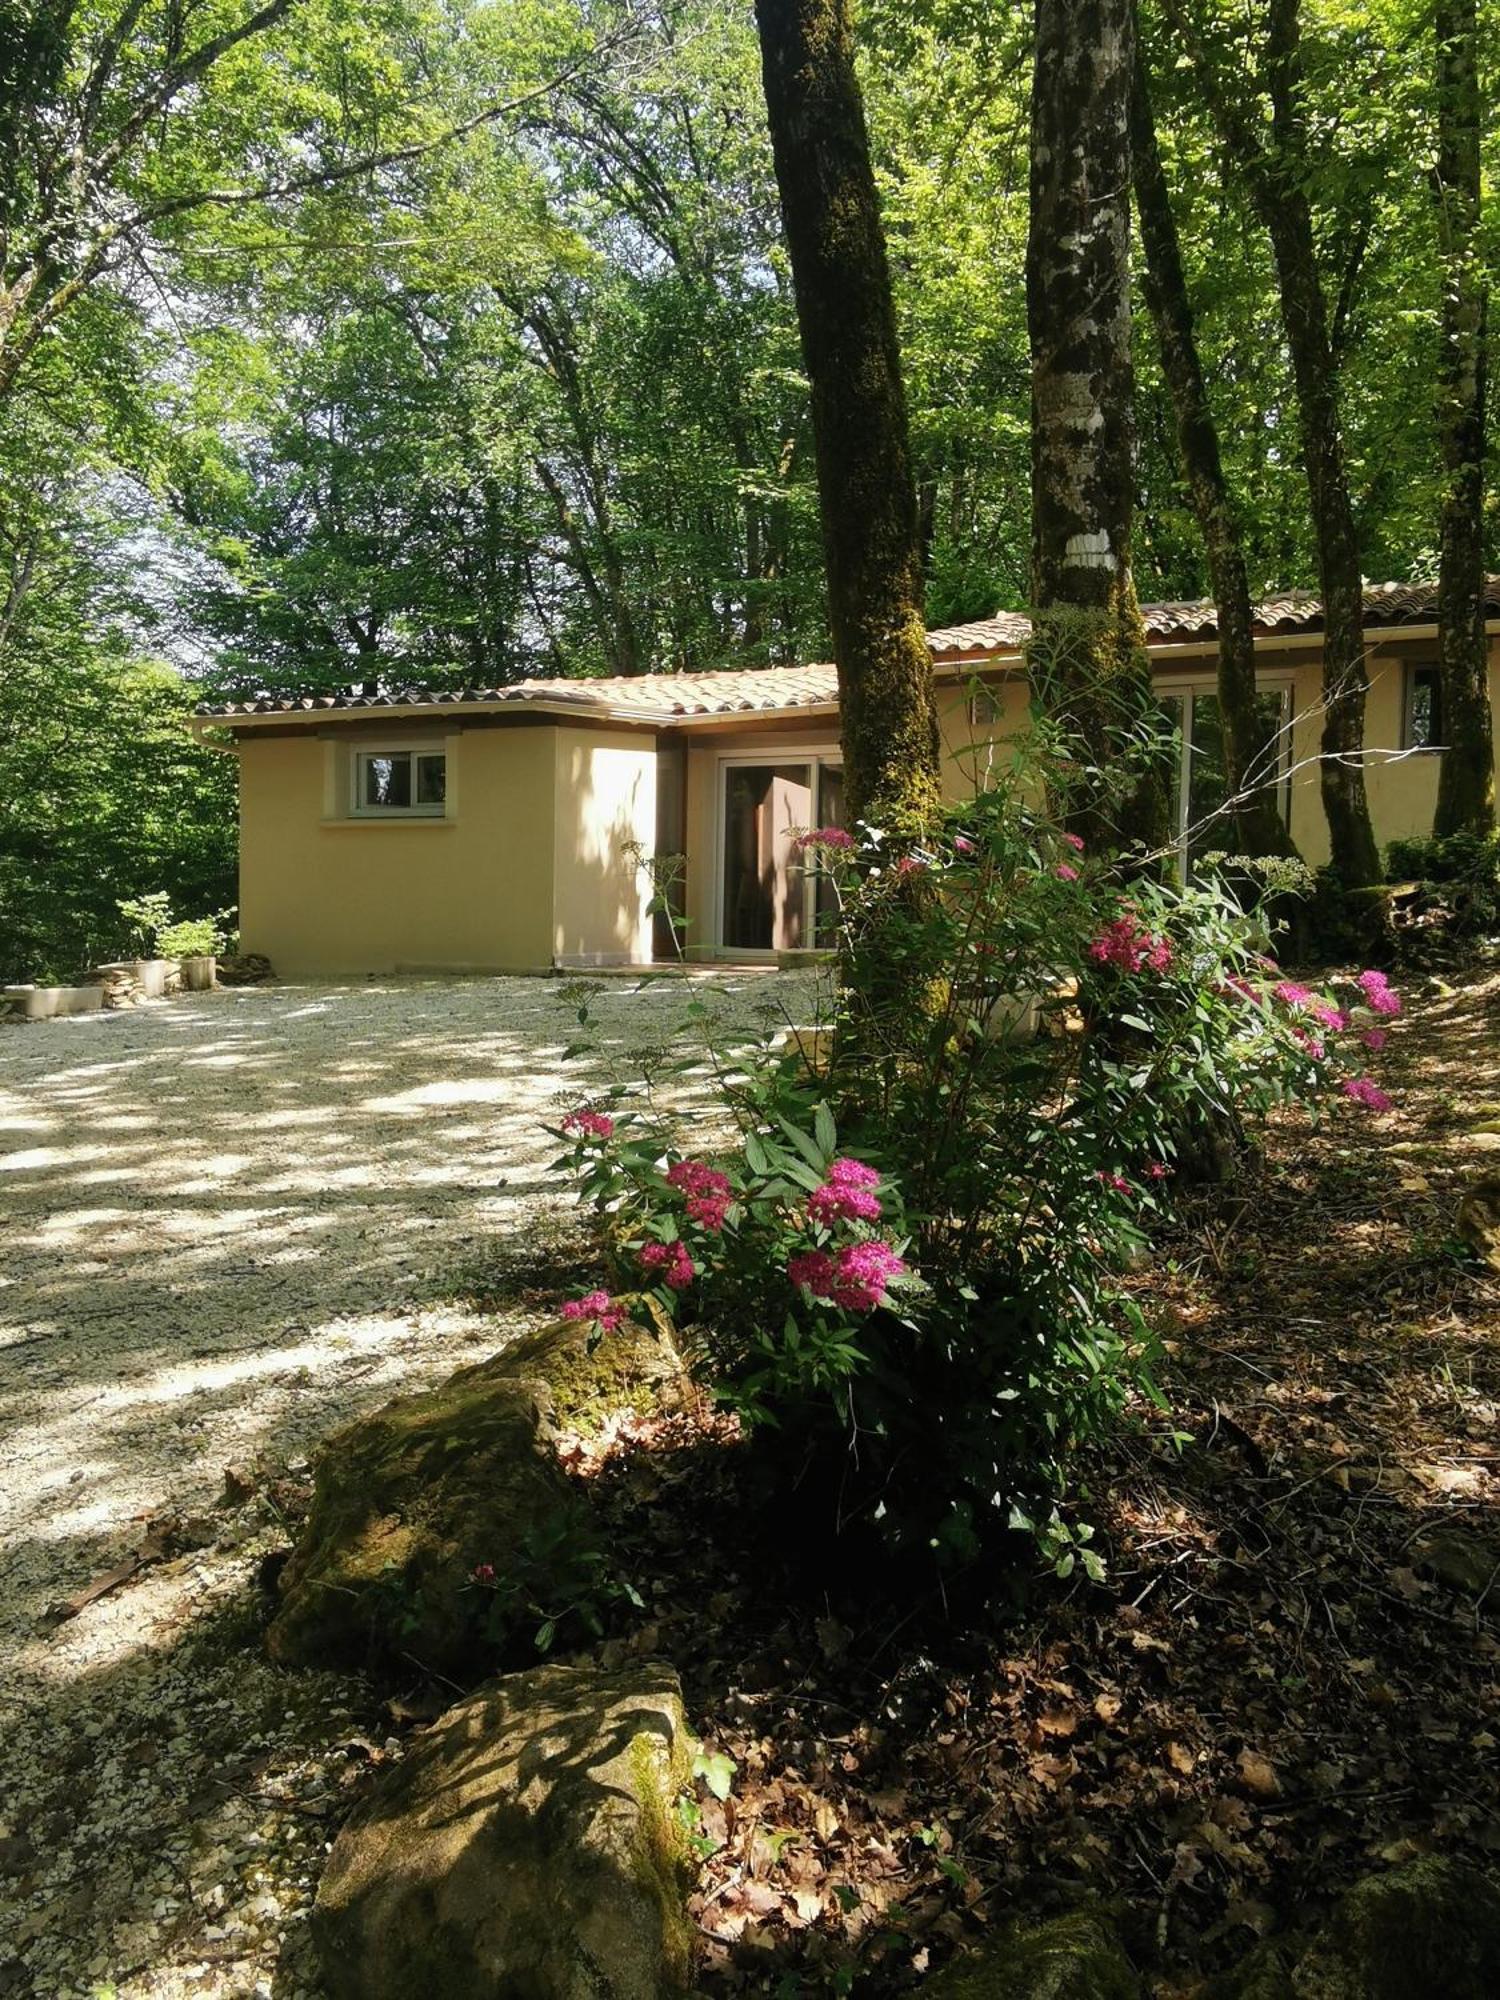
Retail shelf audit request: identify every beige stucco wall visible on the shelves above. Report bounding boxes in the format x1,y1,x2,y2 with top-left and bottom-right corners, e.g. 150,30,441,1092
1286,645,1500,867
238,726,558,975
550,728,657,966
237,640,1498,974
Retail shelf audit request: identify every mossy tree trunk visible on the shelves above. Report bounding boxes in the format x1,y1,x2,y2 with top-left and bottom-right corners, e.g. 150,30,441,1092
1027,0,1172,857
753,0,941,833
1131,30,1299,862
1432,0,1494,838
1166,0,1382,886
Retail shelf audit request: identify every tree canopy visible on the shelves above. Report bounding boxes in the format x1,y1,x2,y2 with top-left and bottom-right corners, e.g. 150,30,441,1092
1,0,1495,973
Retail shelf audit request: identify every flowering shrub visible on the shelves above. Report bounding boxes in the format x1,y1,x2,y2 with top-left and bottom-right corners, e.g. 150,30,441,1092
549,748,1401,1577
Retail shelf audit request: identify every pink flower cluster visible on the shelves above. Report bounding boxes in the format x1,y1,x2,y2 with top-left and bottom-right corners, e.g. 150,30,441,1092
666,1158,733,1231
1088,915,1172,974
807,1157,882,1225
793,826,856,853
789,1240,906,1312
471,1562,496,1585
1341,1076,1393,1112
561,1108,614,1140
640,1238,696,1291
1096,1170,1132,1195
560,1289,626,1332
1274,982,1347,1032
1361,1028,1387,1053
1357,969,1401,1017
953,834,977,855
1062,832,1086,852
1055,863,1079,882
893,855,925,878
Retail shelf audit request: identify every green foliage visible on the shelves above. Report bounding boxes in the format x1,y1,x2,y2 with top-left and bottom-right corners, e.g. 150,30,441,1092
552,743,1404,1578
117,894,231,960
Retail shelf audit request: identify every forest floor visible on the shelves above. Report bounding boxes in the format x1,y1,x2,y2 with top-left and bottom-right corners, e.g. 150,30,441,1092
0,962,1495,1997
563,958,1499,1993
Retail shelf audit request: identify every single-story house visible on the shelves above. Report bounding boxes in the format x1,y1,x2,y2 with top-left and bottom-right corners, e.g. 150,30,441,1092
192,578,1500,976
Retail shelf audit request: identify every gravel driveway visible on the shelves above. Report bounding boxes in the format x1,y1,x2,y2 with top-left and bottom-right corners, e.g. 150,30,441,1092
0,971,811,1999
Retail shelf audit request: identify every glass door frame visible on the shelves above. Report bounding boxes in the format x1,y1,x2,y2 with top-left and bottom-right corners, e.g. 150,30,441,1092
1157,673,1296,877
712,747,845,957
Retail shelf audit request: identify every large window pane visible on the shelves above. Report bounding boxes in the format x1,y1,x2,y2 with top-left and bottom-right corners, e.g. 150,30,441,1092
1186,692,1287,872
363,753,411,808
415,754,447,806
722,764,812,950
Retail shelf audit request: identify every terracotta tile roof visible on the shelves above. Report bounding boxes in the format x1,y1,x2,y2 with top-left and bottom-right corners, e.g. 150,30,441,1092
196,576,1499,724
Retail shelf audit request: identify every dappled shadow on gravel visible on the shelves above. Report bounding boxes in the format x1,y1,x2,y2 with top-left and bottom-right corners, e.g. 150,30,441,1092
0,969,812,1998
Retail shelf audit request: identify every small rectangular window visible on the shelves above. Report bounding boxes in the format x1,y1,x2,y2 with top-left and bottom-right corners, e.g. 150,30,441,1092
970,683,1005,728
353,749,447,816
1405,665,1443,751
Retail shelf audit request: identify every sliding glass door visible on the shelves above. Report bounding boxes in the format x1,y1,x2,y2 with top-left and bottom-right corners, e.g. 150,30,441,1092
719,757,843,953
1161,684,1291,875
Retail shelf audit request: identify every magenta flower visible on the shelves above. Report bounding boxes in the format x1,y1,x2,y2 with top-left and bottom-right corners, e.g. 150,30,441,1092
640,1239,696,1291
788,1249,837,1296
1062,832,1086,852
1274,981,1316,1010
1292,1028,1327,1061
953,834,977,855
793,826,855,853
830,1240,907,1311
1361,1028,1388,1052
1309,1001,1349,1032
1096,1170,1132,1195
561,1109,614,1140
471,1562,496,1585
809,1180,882,1224
1145,1162,1169,1181
1089,915,1172,974
1357,970,1401,1017
685,1192,730,1231
792,1241,906,1311
667,1159,731,1199
893,855,926,878
1341,1076,1393,1112
1055,863,1079,882
560,1290,626,1332
807,1157,883,1224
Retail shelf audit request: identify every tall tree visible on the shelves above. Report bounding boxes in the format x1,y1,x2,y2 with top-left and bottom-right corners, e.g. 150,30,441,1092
1027,0,1169,854
1431,0,1493,838
1165,0,1382,885
1130,26,1297,859
752,0,940,830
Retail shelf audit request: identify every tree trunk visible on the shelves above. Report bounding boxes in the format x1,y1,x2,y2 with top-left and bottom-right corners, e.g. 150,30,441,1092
1432,0,1494,837
1165,0,1381,885
753,0,940,832
1027,0,1171,855
1131,34,1298,861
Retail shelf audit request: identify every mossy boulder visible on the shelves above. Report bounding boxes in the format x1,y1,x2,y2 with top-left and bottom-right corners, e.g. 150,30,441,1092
500,1307,688,1435
266,1317,685,1675
265,1361,579,1676
313,1659,696,2000
923,1909,1141,1998
1288,1856,1500,1999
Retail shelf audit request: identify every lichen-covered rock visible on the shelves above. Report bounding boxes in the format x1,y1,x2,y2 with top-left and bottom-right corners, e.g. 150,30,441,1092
1289,1856,1500,1999
313,1659,695,2000
923,1909,1141,1998
266,1357,584,1675
266,1316,687,1675
500,1307,687,1435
